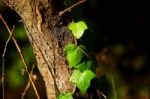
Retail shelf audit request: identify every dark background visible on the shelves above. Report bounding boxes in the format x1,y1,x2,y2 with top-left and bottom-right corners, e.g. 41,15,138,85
0,0,149,99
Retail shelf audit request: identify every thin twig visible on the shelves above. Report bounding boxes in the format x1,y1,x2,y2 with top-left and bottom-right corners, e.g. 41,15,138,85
78,47,89,57
59,0,87,16
0,14,40,99
21,65,36,99
1,24,15,99
96,89,107,99
1,26,15,58
21,80,31,99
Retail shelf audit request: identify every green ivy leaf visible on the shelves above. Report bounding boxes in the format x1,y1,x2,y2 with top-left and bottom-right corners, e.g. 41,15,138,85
64,44,87,67
70,70,82,83
74,60,95,72
64,44,77,53
57,92,73,99
69,21,88,39
76,70,96,94
70,70,96,94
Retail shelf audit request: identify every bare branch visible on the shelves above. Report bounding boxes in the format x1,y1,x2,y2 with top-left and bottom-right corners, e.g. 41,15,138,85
0,14,40,99
21,65,36,99
59,0,87,16
1,17,15,99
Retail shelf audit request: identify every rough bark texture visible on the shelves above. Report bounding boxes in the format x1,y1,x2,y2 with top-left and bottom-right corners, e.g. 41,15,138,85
2,0,75,98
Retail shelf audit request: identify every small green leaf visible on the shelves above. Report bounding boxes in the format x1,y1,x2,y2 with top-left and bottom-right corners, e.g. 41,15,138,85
76,70,96,94
57,92,73,99
70,70,96,94
69,21,88,39
74,60,95,72
70,70,82,83
64,44,87,67
64,44,77,53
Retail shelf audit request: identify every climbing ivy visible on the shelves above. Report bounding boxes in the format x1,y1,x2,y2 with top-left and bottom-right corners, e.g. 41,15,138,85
57,21,96,99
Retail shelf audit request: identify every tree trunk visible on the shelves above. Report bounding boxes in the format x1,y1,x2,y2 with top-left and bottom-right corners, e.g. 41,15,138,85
2,0,75,98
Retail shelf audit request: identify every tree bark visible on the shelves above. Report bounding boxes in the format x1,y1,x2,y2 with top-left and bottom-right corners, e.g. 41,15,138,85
2,0,75,98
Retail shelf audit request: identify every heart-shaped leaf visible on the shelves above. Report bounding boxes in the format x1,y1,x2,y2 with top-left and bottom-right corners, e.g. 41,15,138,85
69,21,88,39
76,70,96,94
64,44,87,67
70,70,96,94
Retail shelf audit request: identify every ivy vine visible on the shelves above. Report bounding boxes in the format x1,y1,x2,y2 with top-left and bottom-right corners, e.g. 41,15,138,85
57,21,96,99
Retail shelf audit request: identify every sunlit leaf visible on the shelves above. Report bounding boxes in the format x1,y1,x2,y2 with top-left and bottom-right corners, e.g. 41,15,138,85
64,44,77,53
74,60,95,72
69,21,88,39
70,70,82,83
64,44,87,67
70,70,96,94
76,70,96,94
